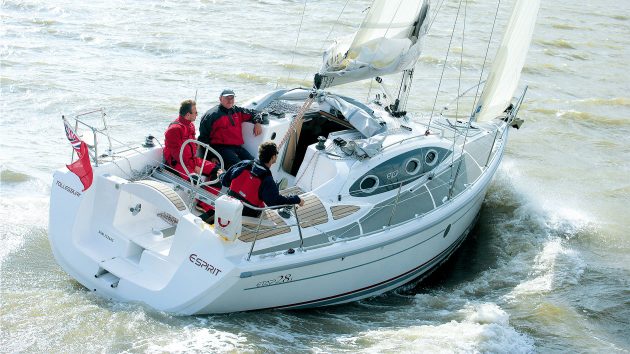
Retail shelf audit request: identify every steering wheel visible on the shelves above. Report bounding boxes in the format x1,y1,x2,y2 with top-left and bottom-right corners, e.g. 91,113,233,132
179,139,225,187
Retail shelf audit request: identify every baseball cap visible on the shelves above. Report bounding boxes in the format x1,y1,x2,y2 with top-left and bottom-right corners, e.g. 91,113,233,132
220,89,235,97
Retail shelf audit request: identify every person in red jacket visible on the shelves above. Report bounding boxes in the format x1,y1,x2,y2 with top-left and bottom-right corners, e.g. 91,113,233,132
164,99,221,219
198,89,263,169
221,141,304,217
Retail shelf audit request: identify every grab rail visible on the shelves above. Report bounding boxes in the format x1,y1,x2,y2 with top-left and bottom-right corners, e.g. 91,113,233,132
245,204,304,261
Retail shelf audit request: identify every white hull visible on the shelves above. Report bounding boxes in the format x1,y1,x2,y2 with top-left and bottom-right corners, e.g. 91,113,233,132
46,0,540,314
48,0,539,315
211,190,486,313
49,108,508,314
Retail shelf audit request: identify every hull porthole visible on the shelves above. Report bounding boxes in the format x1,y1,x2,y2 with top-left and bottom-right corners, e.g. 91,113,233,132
443,224,451,238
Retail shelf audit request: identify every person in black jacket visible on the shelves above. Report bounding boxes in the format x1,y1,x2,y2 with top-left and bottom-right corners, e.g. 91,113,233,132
198,89,263,169
222,141,304,217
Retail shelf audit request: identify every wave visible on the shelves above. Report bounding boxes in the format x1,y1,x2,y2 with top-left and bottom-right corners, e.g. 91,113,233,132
31,18,59,26
554,109,629,126
0,224,29,266
610,14,629,21
575,97,630,107
230,72,312,87
552,23,579,30
490,159,592,300
541,48,590,62
235,72,278,85
554,109,592,120
528,107,558,116
603,185,630,200
1,168,31,183
524,107,630,128
0,198,50,267
331,303,534,353
522,63,570,74
144,326,247,353
419,55,446,66
507,238,586,298
539,39,576,50
278,62,311,71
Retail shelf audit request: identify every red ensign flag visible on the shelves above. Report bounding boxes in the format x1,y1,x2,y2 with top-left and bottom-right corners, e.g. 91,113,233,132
63,118,93,191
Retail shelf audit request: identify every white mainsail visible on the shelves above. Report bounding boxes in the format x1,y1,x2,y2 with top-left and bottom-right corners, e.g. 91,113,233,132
316,0,430,88
472,0,540,122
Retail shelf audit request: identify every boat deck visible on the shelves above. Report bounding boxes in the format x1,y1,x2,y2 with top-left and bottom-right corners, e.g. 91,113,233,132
238,186,330,243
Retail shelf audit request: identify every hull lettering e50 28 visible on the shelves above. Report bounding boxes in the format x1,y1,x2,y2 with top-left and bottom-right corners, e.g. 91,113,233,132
256,273,293,288
189,253,222,276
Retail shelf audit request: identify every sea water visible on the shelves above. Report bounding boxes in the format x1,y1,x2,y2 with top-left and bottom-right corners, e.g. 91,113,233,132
1,0,629,352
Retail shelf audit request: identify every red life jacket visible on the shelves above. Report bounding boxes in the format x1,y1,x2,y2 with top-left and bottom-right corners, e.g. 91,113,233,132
199,106,255,146
163,118,196,168
229,168,265,208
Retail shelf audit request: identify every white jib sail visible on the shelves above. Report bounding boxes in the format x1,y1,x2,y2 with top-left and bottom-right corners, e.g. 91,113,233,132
473,0,540,122
318,0,430,88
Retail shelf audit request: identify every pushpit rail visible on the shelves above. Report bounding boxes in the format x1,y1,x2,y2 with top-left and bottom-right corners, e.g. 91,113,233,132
65,108,113,167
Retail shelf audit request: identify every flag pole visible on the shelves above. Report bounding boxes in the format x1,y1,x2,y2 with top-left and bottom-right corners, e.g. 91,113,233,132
63,115,76,162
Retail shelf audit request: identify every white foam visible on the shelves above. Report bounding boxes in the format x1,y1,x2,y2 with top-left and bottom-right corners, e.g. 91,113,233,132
499,153,595,237
489,159,590,300
0,224,28,264
462,303,510,325
507,238,586,298
0,194,49,264
143,326,247,353
331,303,534,353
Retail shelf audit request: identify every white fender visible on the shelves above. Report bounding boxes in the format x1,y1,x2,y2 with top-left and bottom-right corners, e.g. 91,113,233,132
214,195,243,241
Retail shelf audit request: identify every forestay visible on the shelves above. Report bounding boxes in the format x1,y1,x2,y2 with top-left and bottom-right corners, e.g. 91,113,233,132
316,0,430,88
472,0,540,122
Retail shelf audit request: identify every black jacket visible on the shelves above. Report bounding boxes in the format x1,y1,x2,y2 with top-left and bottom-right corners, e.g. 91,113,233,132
221,159,301,208
198,105,261,147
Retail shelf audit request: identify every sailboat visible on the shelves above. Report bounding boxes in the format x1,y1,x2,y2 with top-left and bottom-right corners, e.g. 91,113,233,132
48,0,540,314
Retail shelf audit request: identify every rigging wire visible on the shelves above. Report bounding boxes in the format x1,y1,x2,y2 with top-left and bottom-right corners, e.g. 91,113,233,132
312,0,406,92
427,0,447,31
366,78,375,103
426,0,464,133
449,0,503,199
449,0,469,198
454,0,503,190
456,0,467,124
469,0,502,118
400,69,414,111
321,0,352,51
280,0,309,89
361,0,418,107
301,0,352,86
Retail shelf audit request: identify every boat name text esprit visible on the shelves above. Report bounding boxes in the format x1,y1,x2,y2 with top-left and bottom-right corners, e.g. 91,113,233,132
189,253,222,276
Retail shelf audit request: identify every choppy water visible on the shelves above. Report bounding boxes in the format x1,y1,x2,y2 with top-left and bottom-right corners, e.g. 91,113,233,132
1,0,629,352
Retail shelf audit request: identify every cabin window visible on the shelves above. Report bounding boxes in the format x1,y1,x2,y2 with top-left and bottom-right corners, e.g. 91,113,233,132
359,175,379,193
425,149,438,167
405,158,421,175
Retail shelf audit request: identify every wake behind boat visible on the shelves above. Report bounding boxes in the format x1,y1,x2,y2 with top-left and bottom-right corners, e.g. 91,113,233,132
48,0,539,314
